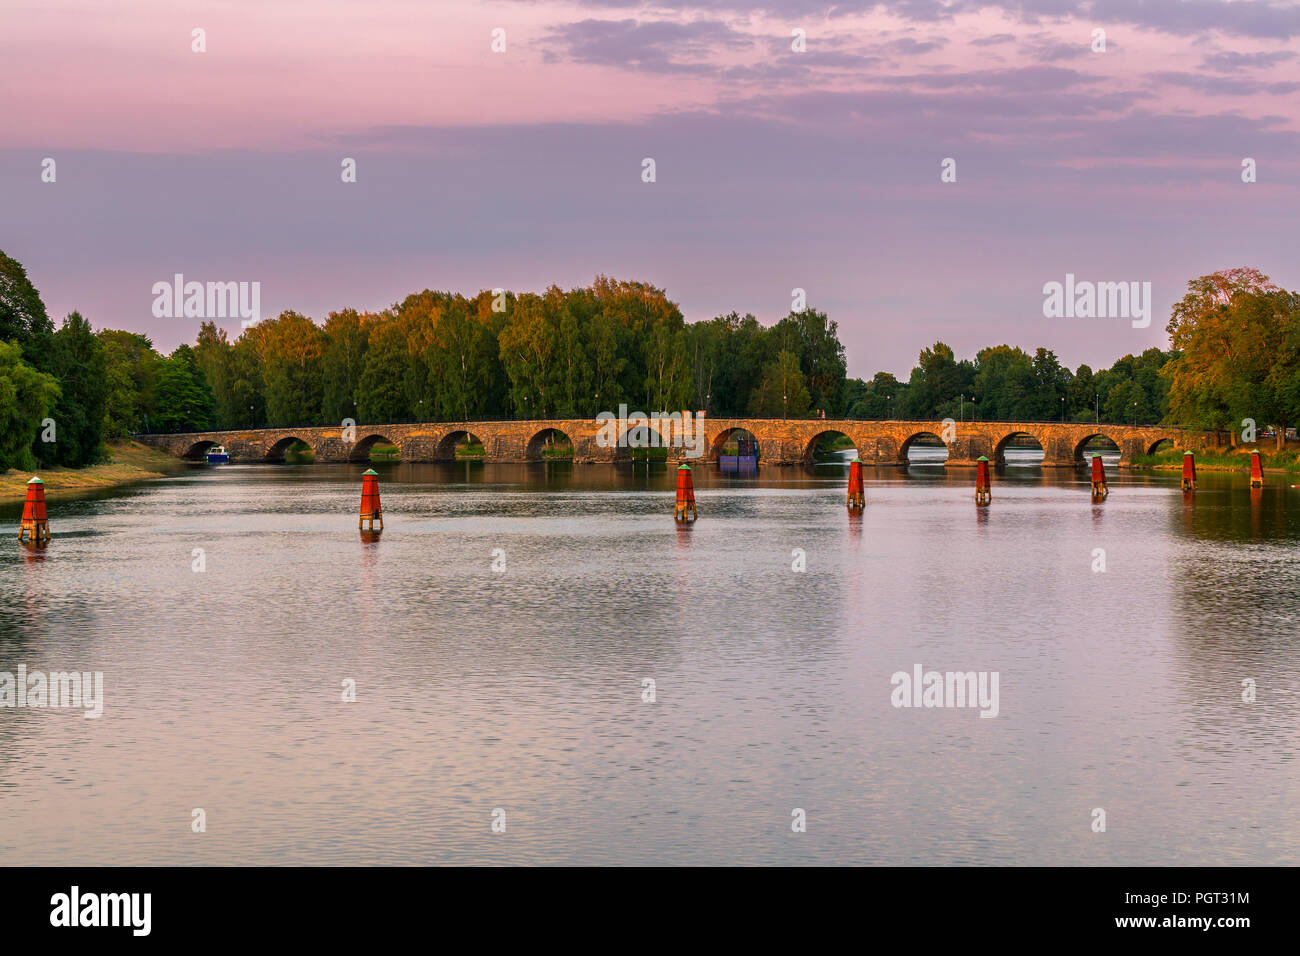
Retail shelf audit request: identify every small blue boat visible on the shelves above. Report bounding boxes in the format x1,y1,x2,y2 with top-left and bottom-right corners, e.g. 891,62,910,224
205,444,230,463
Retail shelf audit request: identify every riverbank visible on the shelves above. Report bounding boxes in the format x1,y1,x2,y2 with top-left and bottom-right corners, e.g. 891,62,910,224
1129,447,1300,473
0,441,186,499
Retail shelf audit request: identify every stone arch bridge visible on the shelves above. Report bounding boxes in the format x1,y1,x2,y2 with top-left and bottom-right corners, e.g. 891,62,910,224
135,418,1218,467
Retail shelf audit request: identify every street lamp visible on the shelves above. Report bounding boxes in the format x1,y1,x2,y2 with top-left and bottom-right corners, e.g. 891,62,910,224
959,394,964,421
887,394,892,420
783,391,788,420
1061,395,1065,423
249,405,253,428
1133,401,1138,427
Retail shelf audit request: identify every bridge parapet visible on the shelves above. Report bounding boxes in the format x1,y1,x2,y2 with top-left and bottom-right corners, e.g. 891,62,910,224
135,419,1217,467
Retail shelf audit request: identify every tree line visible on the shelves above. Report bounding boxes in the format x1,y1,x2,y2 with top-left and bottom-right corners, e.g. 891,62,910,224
2,250,1295,471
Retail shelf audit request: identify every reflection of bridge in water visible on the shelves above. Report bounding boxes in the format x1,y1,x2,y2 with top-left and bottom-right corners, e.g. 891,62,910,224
137,418,1220,467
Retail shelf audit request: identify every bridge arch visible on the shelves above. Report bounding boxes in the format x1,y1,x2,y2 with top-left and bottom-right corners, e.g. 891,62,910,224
436,429,485,461
804,429,860,464
348,433,399,462
1147,437,1177,455
265,435,315,462
993,431,1045,467
526,427,574,460
899,431,949,465
710,426,761,460
181,439,220,461
1073,432,1122,464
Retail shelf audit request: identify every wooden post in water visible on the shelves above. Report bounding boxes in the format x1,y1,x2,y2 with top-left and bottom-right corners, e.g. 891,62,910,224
359,468,383,532
846,458,865,511
1181,452,1196,491
975,456,991,505
1090,454,1108,500
674,464,697,522
18,477,50,542
1249,450,1264,488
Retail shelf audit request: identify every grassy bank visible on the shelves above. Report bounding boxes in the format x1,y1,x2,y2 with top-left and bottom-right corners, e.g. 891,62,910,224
1,440,187,499
1130,447,1300,473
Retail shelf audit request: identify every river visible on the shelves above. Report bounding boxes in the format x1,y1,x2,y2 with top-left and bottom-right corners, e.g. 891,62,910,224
2,449,1297,865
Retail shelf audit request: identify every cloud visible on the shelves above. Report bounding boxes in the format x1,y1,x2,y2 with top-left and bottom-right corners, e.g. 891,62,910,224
514,1,1300,40
1201,49,1297,72
1147,71,1300,95
542,18,753,74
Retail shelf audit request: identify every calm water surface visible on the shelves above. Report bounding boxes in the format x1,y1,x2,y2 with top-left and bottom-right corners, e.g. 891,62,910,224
2,450,1297,865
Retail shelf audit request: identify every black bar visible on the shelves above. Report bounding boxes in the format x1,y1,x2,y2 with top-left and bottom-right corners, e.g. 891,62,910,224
0,866,1275,942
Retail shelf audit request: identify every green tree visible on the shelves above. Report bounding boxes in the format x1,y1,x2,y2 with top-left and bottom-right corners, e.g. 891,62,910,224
255,311,326,426
99,330,160,437
0,340,61,471
847,372,903,419
153,345,216,432
772,308,847,415
902,342,972,418
194,321,240,428
1162,267,1278,436
356,321,410,422
499,292,560,417
748,350,811,418
0,250,55,367
321,309,371,423
425,297,498,421
45,311,108,465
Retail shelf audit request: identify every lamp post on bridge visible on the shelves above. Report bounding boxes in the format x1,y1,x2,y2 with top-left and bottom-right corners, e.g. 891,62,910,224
1061,395,1065,423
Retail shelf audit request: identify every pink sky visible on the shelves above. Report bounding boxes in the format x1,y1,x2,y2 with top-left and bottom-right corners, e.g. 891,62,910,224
3,0,1298,375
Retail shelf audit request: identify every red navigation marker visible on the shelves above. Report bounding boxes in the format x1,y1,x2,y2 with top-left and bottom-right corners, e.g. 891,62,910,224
1090,454,1108,500
1181,452,1196,491
1249,450,1264,489
847,458,865,511
18,477,50,542
674,464,697,523
975,456,991,506
359,468,383,532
